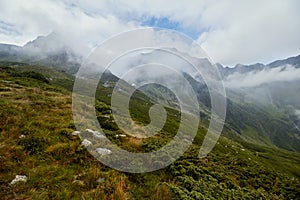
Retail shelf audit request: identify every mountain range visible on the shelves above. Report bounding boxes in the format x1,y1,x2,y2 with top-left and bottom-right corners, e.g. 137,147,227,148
1,33,300,199
1,33,299,152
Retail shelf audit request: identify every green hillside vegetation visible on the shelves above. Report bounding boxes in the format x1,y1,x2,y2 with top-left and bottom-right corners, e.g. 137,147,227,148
225,98,300,152
139,72,300,153
0,62,299,199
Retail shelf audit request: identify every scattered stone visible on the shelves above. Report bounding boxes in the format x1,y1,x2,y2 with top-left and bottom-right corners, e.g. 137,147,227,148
19,135,26,139
72,131,80,136
102,81,109,88
183,139,190,143
81,139,92,147
1,80,12,83
97,177,105,183
94,132,106,139
116,134,126,138
96,148,112,156
72,180,84,186
86,129,96,134
241,148,245,151
10,175,27,185
86,129,106,139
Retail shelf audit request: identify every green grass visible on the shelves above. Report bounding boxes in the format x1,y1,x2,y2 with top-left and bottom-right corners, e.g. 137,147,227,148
0,62,299,199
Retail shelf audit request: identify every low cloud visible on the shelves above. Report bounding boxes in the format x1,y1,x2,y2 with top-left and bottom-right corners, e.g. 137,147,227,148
224,65,300,88
295,110,300,119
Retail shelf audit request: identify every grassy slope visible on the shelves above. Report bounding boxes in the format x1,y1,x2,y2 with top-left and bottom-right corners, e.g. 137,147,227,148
0,62,299,199
226,94,300,152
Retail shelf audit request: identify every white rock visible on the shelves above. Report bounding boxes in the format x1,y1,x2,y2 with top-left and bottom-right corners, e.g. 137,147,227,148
86,129,96,134
183,139,190,143
81,139,92,147
86,129,105,138
19,135,26,139
93,132,106,139
96,148,112,156
102,81,109,88
72,131,80,136
10,175,27,185
116,134,126,138
241,148,245,151
97,177,105,183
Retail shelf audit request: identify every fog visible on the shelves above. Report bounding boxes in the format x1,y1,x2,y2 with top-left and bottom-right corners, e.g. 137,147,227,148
295,109,300,119
224,65,300,89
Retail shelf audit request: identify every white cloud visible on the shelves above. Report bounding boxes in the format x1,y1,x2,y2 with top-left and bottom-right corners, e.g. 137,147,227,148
0,0,138,56
225,65,300,88
0,0,299,65
197,0,300,66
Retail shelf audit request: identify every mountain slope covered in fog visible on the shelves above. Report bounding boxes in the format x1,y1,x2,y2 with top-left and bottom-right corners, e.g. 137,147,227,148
0,33,299,152
0,32,82,74
122,49,300,152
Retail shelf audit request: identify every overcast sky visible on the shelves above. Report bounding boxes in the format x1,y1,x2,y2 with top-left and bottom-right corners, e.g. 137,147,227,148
0,0,299,66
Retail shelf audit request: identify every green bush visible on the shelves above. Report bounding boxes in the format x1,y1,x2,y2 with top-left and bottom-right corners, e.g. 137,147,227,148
18,137,47,155
95,101,111,114
13,71,49,83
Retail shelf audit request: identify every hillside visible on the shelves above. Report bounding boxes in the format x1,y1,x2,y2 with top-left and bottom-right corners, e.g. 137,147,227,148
0,62,300,199
129,52,300,152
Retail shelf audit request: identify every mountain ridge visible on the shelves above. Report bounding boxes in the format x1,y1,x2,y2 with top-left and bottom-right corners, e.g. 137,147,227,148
0,34,300,152
1,32,300,75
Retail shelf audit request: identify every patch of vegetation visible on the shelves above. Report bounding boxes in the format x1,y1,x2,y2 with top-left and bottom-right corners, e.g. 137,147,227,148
0,62,299,199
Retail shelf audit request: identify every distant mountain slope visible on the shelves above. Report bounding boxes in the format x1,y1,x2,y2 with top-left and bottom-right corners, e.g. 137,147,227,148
0,33,82,74
128,49,300,152
0,44,22,58
141,70,300,152
218,54,300,77
268,54,300,68
0,34,299,152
